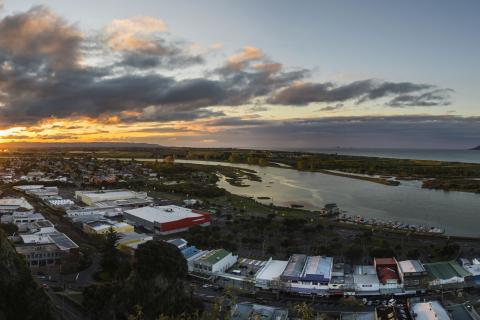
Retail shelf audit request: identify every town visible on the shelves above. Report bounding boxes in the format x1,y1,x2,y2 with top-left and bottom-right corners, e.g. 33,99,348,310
0,154,479,319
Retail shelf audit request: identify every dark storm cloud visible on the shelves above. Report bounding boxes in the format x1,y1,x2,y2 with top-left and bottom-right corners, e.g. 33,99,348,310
208,117,270,127
268,80,453,107
116,47,204,70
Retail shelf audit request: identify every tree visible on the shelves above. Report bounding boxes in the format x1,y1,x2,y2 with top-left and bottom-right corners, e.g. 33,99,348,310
294,302,315,320
99,228,121,279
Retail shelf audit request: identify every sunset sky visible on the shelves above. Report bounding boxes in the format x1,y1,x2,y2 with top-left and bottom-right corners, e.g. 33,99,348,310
0,0,479,149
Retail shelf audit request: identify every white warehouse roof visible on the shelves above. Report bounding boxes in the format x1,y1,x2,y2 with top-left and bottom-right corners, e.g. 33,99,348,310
125,205,204,224
256,260,288,282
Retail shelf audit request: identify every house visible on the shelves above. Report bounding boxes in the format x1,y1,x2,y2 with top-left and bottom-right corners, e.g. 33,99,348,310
192,249,237,275
289,255,333,294
398,260,429,293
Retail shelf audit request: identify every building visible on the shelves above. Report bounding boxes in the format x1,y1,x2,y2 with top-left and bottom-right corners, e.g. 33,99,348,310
124,205,211,235
230,302,288,320
83,220,134,235
181,246,209,272
411,301,451,320
0,197,33,213
458,258,480,287
280,254,307,282
353,265,380,295
1,212,45,225
15,232,79,268
398,260,429,293
66,206,124,218
255,258,288,290
374,258,403,294
192,249,237,275
116,232,153,255
167,238,188,250
424,261,471,289
75,189,150,206
46,199,75,209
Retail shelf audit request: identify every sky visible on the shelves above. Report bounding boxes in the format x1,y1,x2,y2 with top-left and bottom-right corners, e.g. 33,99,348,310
0,0,479,149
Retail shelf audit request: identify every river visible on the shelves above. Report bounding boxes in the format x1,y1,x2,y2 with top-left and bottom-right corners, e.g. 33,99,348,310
120,158,480,237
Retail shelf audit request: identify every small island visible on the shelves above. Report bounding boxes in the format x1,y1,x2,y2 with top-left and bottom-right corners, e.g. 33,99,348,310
471,145,480,150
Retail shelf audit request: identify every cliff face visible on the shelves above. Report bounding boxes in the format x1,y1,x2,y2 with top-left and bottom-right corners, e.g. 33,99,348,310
0,228,54,320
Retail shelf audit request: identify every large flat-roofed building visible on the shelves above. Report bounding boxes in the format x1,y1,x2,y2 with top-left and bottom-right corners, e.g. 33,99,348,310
398,260,429,292
15,232,79,268
0,197,34,213
124,205,210,235
411,301,451,320
255,259,288,289
1,212,45,225
424,261,471,289
192,249,237,275
75,189,150,206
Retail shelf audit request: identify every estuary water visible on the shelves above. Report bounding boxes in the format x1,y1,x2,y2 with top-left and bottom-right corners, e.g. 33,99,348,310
126,158,480,238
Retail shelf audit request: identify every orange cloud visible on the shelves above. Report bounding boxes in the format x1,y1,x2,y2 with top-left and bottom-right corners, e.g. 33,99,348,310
106,16,167,52
226,46,263,69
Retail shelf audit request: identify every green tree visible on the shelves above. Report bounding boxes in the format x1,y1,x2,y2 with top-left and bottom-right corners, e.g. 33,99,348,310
99,228,121,279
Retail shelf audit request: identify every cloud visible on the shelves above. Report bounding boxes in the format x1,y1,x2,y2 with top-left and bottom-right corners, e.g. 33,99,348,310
106,16,167,52
226,46,263,70
268,80,453,107
318,103,344,112
0,6,82,70
196,115,480,149
0,4,457,135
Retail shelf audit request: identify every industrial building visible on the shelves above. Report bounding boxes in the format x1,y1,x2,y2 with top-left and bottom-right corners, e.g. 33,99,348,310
0,197,33,213
424,261,471,289
124,205,211,235
75,189,150,206
255,259,288,290
459,258,480,287
1,212,45,225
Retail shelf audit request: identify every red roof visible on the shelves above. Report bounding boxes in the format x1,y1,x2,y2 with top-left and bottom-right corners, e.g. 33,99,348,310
377,267,400,283
375,257,397,265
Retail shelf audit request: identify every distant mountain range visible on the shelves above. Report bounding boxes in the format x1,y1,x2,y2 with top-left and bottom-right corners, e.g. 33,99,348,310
0,141,160,149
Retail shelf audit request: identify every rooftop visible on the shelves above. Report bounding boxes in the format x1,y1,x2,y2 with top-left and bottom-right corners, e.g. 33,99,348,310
411,301,450,320
256,260,288,282
424,261,471,280
231,302,288,320
399,260,426,273
197,249,231,265
302,256,333,281
125,205,206,224
281,254,307,280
